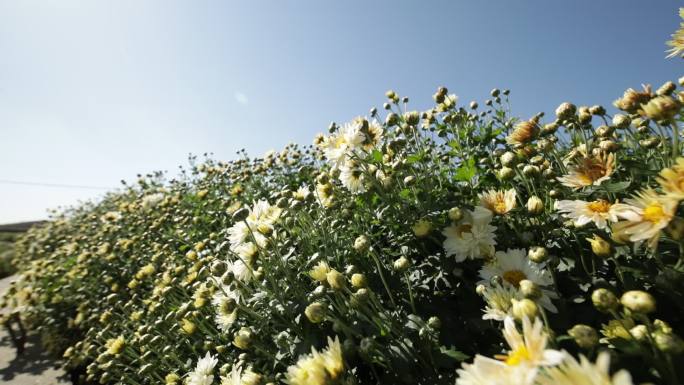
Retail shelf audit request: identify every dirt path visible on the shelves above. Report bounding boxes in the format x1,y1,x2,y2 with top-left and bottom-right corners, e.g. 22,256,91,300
0,274,69,384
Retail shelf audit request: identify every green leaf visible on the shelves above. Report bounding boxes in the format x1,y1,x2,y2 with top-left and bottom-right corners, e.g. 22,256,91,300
439,346,469,361
406,153,422,164
601,181,631,193
371,149,383,163
454,158,476,182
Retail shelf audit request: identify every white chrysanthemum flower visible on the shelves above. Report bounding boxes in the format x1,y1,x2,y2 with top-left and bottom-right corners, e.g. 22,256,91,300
362,120,384,151
456,317,563,385
320,133,349,168
339,163,366,194
228,221,252,247
535,351,633,385
456,355,537,385
212,285,240,332
479,249,557,313
286,336,344,385
293,185,311,201
231,242,258,261
557,152,615,189
315,183,335,208
228,200,282,249
227,259,254,283
141,193,165,210
611,188,678,248
341,121,366,151
442,207,497,262
219,364,261,385
186,352,218,385
481,284,519,321
501,316,564,367
479,189,517,215
554,199,620,230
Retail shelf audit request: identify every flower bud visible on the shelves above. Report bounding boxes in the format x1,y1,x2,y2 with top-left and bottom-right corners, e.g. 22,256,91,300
568,324,599,349
527,246,548,263
351,273,367,289
351,288,369,307
427,316,442,329
522,165,540,177
654,331,684,354
592,288,619,313
555,102,577,121
448,207,463,221
500,151,517,166
656,81,676,96
511,298,538,320
518,280,541,299
621,290,656,314
599,140,620,152
526,196,544,215
393,256,410,272
640,136,661,149
353,235,370,252
612,114,631,128
586,234,612,257
589,105,606,116
304,302,326,323
498,167,516,180
629,325,649,341
326,270,346,291
640,95,680,121
404,111,420,126
412,219,431,238
232,207,250,222
385,113,398,126
232,327,252,350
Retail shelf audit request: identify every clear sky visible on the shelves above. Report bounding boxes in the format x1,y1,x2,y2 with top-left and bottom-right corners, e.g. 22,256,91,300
1,0,682,224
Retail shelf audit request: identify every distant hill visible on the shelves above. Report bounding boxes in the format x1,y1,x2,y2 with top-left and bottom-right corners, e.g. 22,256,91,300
0,221,46,233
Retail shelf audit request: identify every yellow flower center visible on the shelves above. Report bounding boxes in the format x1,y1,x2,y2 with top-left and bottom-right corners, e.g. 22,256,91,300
494,200,508,214
455,224,472,237
587,200,611,213
643,204,666,223
504,346,532,366
502,269,527,287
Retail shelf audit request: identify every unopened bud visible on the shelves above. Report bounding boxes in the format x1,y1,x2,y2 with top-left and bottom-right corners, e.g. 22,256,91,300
526,196,544,215
351,273,367,288
353,235,370,252
592,288,619,313
586,234,612,257
326,270,346,291
304,302,326,323
511,298,538,320
568,324,599,349
393,256,410,272
518,280,541,299
621,290,656,314
528,246,548,263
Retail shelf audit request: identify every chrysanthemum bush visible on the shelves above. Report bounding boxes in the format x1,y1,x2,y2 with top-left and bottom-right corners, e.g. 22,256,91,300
4,39,684,385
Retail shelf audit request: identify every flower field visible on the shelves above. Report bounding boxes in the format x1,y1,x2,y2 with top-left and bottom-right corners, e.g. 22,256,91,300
4,22,684,385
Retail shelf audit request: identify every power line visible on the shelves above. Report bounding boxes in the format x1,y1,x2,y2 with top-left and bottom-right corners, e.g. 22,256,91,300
0,179,113,190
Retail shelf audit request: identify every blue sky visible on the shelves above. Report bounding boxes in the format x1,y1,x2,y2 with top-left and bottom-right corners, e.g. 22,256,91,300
0,0,681,223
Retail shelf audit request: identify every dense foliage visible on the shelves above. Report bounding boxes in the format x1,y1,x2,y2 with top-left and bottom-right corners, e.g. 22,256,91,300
4,18,684,385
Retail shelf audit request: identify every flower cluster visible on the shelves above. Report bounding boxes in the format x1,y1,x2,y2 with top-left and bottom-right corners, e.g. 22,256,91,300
2,18,684,385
